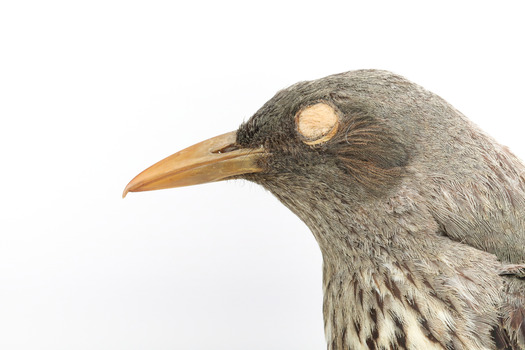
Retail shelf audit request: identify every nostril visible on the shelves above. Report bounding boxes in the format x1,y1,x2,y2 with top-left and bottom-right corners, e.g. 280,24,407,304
213,144,240,154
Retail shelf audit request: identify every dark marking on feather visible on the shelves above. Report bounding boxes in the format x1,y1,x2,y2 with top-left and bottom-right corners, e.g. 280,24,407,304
456,269,475,283
354,319,362,339
370,308,377,324
509,307,525,331
443,297,458,314
372,324,379,341
419,317,440,344
389,312,406,349
341,325,347,348
508,306,525,348
445,341,456,350
390,279,402,300
491,324,512,350
391,312,403,331
395,331,407,349
375,290,384,314
406,273,416,286
423,280,437,297
366,337,376,349
405,295,421,314
383,274,402,300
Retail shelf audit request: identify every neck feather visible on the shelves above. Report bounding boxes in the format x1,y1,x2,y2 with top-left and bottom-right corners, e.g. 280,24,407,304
267,181,502,350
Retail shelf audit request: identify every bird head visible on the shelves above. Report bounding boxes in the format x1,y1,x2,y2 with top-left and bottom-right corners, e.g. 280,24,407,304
123,71,525,349
123,70,417,208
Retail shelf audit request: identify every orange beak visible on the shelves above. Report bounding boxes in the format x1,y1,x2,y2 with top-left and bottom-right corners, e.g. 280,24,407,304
123,131,266,198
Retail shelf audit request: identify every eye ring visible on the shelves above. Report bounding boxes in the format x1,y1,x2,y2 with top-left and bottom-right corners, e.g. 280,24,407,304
295,102,339,145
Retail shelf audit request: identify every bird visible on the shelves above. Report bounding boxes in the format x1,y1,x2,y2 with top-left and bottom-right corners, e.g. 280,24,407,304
123,70,525,350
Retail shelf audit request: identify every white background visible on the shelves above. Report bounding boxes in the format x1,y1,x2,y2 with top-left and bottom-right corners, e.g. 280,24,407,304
1,1,524,349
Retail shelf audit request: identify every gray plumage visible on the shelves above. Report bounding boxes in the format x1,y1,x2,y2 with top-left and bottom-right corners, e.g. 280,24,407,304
234,70,525,349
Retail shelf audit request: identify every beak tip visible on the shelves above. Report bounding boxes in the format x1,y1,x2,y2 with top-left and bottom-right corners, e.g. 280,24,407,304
122,183,133,198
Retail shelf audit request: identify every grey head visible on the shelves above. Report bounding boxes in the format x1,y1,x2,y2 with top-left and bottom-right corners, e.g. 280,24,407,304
236,70,525,263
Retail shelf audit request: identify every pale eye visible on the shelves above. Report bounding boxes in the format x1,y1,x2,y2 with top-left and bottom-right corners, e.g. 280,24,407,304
295,102,339,145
